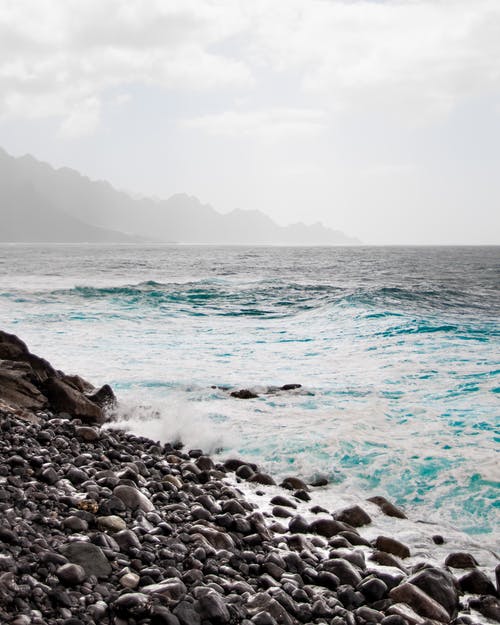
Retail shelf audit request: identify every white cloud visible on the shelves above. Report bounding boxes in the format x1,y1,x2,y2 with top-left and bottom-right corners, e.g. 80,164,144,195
0,0,499,137
58,96,101,139
183,108,327,139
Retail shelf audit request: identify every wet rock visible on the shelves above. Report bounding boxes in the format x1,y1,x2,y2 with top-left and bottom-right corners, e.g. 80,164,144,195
310,518,346,538
358,577,388,602
469,596,500,622
389,582,450,622
408,566,459,617
231,389,258,399
374,536,410,559
335,505,372,527
60,541,112,578
445,552,478,569
323,558,362,586
459,569,497,596
56,563,86,586
114,484,155,512
270,495,297,509
248,472,276,486
367,496,407,519
86,383,116,408
280,476,309,491
387,603,427,625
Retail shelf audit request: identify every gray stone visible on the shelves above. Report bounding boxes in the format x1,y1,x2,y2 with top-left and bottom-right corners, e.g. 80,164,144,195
335,505,372,527
60,541,112,578
113,484,154,512
56,563,87,586
97,515,127,532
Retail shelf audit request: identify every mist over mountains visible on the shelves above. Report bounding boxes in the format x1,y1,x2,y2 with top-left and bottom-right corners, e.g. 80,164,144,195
0,147,359,245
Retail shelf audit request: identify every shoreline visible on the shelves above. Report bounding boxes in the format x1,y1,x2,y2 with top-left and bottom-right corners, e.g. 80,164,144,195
0,330,499,624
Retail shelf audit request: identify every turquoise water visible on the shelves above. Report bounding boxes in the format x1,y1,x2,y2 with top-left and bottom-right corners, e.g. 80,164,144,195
0,244,498,540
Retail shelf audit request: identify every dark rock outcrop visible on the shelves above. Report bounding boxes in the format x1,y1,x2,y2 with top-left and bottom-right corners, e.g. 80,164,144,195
0,330,112,424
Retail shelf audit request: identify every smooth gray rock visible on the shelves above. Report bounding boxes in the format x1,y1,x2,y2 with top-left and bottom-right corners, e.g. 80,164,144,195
60,541,112,578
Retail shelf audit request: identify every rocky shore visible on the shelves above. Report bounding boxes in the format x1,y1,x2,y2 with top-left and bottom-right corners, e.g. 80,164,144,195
0,331,499,625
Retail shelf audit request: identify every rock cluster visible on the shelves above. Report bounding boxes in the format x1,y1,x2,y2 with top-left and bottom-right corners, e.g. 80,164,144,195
1,407,499,625
0,331,114,425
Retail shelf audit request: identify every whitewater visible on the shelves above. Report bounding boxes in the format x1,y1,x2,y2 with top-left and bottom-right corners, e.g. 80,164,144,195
0,244,498,548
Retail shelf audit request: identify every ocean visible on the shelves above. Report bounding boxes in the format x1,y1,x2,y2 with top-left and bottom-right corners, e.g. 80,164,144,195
0,244,498,547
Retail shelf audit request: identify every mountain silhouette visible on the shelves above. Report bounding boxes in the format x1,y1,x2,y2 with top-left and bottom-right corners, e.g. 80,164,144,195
0,147,359,245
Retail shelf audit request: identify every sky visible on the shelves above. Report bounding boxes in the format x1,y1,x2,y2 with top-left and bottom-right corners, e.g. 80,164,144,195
0,0,499,244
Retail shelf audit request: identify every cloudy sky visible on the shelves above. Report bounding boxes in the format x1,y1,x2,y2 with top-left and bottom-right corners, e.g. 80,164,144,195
1,0,499,244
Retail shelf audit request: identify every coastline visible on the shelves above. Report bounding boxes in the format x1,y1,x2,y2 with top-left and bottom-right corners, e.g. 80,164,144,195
0,331,499,625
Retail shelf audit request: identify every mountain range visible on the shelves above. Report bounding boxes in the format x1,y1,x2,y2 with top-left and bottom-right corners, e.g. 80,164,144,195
0,147,359,245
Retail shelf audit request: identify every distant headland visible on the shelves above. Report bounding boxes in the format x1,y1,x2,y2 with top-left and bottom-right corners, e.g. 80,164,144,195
0,147,359,246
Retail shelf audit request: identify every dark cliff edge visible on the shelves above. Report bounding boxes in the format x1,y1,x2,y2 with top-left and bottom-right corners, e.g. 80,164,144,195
0,331,499,625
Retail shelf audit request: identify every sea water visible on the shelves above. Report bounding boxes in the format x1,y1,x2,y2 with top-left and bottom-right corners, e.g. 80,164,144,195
0,244,498,547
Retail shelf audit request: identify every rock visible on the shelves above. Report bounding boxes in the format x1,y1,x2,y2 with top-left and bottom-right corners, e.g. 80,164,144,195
280,476,309,491
310,518,346,538
43,376,104,424
114,484,155,512
235,464,255,479
0,362,48,410
408,567,459,617
56,563,87,586
231,389,258,399
41,466,59,484
445,552,478,568
469,596,500,622
0,330,55,381
120,572,140,589
374,536,410,559
86,383,116,408
387,603,427,625
281,384,302,390
75,426,99,441
113,592,150,615
389,582,451,622
248,472,276,486
114,529,142,552
97,515,127,532
62,516,88,532
60,542,112,578
288,515,310,534
322,558,362,586
335,505,372,527
173,600,201,625
197,592,231,624
358,577,388,602
459,569,497,596
367,495,407,519
143,579,187,603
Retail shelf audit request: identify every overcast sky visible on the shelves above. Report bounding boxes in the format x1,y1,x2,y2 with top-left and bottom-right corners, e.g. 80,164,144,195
1,0,499,244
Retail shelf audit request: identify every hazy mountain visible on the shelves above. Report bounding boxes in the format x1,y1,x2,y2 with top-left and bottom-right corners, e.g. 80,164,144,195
0,147,360,245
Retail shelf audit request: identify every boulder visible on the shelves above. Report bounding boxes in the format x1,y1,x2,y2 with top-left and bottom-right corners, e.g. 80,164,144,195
459,569,497,596
0,361,48,410
445,552,478,569
389,582,450,622
367,495,407,519
374,536,410,559
407,567,459,617
231,389,258,399
43,376,104,424
334,505,372,527
280,476,309,491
